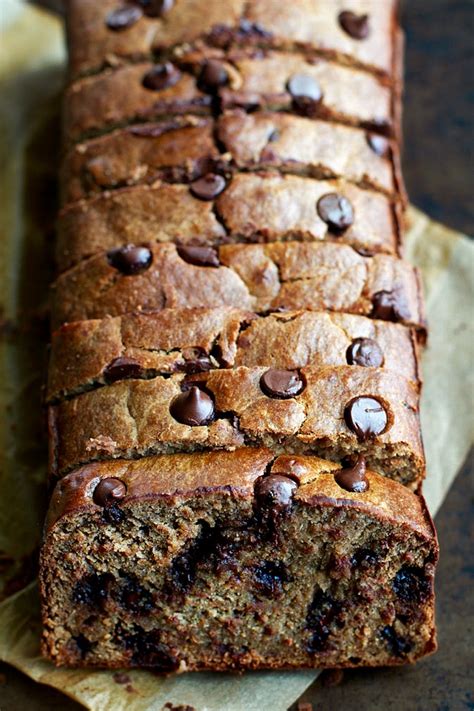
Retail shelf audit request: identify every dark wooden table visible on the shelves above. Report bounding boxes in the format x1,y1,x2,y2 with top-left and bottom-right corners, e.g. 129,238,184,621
1,1,473,708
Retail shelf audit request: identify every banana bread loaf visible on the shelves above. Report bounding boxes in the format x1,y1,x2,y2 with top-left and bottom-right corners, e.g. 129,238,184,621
40,449,437,669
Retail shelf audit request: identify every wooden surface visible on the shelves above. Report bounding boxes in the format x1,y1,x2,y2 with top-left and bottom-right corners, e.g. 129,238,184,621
1,0,473,709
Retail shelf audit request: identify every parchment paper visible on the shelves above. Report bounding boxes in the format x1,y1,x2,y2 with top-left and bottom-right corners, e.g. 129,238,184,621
0,2,473,709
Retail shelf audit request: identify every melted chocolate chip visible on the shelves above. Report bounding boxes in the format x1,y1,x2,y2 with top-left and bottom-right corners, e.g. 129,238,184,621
169,385,215,425
177,245,220,267
344,396,388,440
102,502,126,525
74,633,94,658
317,193,354,233
255,475,298,511
176,347,213,374
142,62,181,91
334,455,369,493
306,589,343,653
123,627,179,669
254,561,291,598
350,548,379,568
287,74,323,116
73,572,114,607
381,625,412,657
106,6,143,31
189,173,227,200
107,245,153,275
366,133,390,157
104,357,144,383
198,60,229,92
260,368,305,399
137,0,174,17
372,290,411,323
393,566,431,604
338,11,370,40
93,478,127,507
346,338,384,368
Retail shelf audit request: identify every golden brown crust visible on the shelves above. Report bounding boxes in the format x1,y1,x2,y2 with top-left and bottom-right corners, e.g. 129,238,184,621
66,0,400,81
47,308,420,403
56,175,401,272
48,364,424,485
50,241,425,331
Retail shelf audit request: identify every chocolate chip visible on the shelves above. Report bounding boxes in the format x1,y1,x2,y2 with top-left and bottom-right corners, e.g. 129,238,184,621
338,11,370,40
189,173,227,200
123,627,179,669
104,357,144,383
137,0,174,17
169,385,215,426
142,62,181,91
198,60,229,92
73,633,94,658
107,245,153,275
73,572,114,606
317,193,354,233
106,6,143,31
334,455,369,493
287,74,323,116
366,133,390,157
255,474,298,511
260,368,305,399
346,338,384,368
254,561,291,598
344,396,388,440
177,245,220,267
372,290,411,323
381,625,412,657
93,478,127,507
118,574,154,613
306,589,343,653
393,566,431,604
176,347,213,374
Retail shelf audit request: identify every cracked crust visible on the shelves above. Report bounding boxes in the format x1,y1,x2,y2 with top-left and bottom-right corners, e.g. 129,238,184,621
50,241,426,332
61,112,402,206
56,175,401,272
47,308,420,403
66,0,400,81
48,364,424,486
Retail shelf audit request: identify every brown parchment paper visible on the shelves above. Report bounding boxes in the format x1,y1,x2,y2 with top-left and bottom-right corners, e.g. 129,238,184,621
0,2,473,709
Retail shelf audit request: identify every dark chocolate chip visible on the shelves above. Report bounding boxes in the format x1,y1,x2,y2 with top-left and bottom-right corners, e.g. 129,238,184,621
107,245,153,275
169,385,215,425
142,62,181,91
317,193,354,233
102,502,126,525
137,0,174,17
334,455,370,493
338,11,370,40
73,572,114,607
198,60,229,92
344,396,388,440
381,625,412,657
346,338,384,368
189,173,227,200
372,290,411,323
176,245,220,267
255,474,298,511
260,368,305,399
123,627,179,669
254,561,291,598
106,6,143,31
176,347,213,374
306,589,343,653
73,633,94,658
93,478,127,507
350,548,379,568
366,133,390,157
104,357,144,383
393,566,431,604
287,74,323,116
